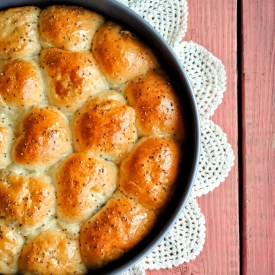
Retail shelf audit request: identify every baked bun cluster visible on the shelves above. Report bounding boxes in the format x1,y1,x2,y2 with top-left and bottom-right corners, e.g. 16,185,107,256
0,5,186,274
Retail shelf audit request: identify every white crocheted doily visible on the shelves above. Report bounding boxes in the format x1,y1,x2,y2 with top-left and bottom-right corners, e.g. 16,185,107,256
115,0,235,274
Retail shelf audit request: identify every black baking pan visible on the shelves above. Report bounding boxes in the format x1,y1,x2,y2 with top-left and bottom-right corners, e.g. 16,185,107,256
0,0,200,274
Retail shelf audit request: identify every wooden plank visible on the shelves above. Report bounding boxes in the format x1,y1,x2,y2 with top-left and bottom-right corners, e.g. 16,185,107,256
147,0,239,274
242,0,275,274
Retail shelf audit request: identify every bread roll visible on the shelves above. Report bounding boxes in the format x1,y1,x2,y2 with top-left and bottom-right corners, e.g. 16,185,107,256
124,71,185,140
18,228,87,275
55,152,117,224
72,93,137,163
0,58,43,108
119,137,182,211
0,6,41,59
0,125,12,169
0,171,55,236
79,191,156,269
40,48,108,113
12,106,72,169
92,21,159,85
0,219,24,275
39,5,105,51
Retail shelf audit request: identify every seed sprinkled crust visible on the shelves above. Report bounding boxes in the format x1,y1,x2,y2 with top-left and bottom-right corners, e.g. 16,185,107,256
0,171,55,235
12,106,72,169
92,21,160,85
72,93,137,164
0,6,41,59
79,191,157,269
119,137,183,212
18,229,87,275
0,4,185,274
39,5,105,52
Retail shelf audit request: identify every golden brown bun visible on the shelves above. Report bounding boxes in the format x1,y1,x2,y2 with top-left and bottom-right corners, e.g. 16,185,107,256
92,21,159,85
39,5,105,52
0,171,55,236
12,106,72,169
0,125,12,169
72,93,137,163
0,58,43,107
40,48,108,112
119,137,182,211
124,71,186,140
55,152,117,223
79,191,156,269
18,229,87,275
0,6,41,59
0,219,24,275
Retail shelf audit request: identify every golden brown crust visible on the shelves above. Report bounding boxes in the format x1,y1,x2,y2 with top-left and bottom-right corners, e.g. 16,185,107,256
79,191,156,269
0,219,24,274
55,152,117,223
0,6,41,59
73,95,137,163
0,173,54,229
0,58,43,107
39,5,105,51
119,137,182,211
92,21,159,85
0,126,12,169
124,71,186,140
12,106,72,168
18,229,87,275
40,48,108,112
0,5,187,271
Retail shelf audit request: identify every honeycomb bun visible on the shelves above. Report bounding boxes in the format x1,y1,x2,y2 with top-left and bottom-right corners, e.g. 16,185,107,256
18,229,87,275
0,219,24,275
12,106,72,169
0,169,55,236
40,48,108,113
92,21,159,85
124,70,186,141
79,191,157,269
39,5,105,52
55,152,117,224
0,6,41,59
72,91,137,164
119,136,182,212
0,58,43,108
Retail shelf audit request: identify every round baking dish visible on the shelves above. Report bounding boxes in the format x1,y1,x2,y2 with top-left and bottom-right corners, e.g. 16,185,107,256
0,0,200,274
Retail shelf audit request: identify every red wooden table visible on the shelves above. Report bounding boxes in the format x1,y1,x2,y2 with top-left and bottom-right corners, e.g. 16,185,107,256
148,0,275,274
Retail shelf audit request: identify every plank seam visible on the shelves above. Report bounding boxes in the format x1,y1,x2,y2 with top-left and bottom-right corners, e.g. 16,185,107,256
237,0,244,274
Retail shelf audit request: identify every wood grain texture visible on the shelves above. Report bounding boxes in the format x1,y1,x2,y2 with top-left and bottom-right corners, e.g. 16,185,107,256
148,0,239,274
242,0,275,274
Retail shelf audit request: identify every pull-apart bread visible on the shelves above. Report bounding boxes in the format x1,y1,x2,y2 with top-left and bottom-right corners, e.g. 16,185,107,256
0,4,186,274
